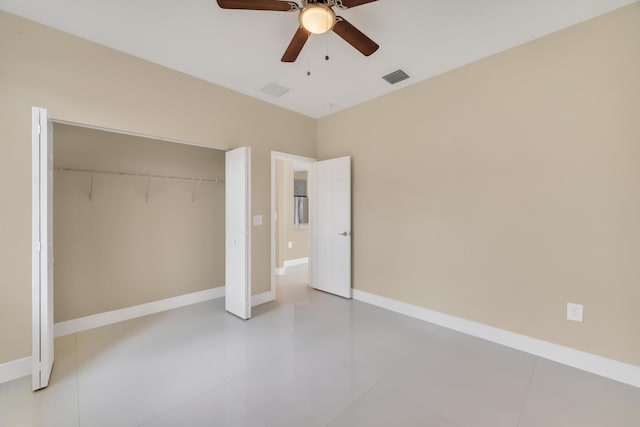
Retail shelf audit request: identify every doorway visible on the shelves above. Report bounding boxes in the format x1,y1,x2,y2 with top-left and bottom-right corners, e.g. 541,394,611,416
270,151,315,300
269,151,353,302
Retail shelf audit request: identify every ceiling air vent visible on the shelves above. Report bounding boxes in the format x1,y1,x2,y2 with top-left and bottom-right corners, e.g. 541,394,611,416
260,82,290,98
382,69,410,85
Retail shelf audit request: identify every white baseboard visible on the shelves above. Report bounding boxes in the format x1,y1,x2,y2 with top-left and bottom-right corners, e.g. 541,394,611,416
284,257,309,268
353,289,640,389
276,257,308,277
0,356,32,384
252,289,276,307
54,286,225,337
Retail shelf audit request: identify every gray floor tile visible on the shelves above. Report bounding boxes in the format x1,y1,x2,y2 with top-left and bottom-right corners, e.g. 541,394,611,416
327,382,455,427
0,335,79,427
380,329,538,427
518,359,640,427
141,384,266,427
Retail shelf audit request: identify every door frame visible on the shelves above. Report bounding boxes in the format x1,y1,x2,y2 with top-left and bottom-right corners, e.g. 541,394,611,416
269,151,316,300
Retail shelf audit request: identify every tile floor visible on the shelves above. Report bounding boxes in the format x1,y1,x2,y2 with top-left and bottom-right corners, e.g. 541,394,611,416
1,265,639,426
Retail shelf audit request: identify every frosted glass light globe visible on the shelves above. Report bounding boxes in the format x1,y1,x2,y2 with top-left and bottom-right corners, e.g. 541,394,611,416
300,4,335,34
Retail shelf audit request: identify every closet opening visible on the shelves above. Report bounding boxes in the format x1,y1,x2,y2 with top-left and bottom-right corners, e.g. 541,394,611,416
53,123,226,330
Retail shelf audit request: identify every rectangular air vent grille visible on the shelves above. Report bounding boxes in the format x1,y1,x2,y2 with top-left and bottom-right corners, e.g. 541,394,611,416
260,82,290,98
382,69,411,85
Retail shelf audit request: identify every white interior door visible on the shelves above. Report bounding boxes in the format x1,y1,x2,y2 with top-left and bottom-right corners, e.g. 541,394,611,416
310,156,351,298
32,107,54,390
225,147,251,319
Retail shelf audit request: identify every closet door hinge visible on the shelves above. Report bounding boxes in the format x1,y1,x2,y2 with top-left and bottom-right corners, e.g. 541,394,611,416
36,241,41,252
37,124,41,135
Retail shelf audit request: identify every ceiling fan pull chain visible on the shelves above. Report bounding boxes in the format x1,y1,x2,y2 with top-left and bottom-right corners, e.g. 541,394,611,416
325,32,330,61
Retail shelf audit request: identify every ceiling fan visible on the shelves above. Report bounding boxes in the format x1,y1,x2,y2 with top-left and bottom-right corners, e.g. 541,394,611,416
216,0,379,62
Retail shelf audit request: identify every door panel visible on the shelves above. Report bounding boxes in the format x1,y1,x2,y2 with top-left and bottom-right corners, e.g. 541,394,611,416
310,156,351,298
32,107,54,390
225,147,251,319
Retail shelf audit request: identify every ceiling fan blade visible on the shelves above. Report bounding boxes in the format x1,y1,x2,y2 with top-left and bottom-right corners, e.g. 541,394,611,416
281,27,311,62
336,0,377,9
332,17,379,57
216,0,298,12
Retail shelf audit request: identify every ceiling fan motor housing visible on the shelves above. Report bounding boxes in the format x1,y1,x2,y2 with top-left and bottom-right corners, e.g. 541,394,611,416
299,2,336,34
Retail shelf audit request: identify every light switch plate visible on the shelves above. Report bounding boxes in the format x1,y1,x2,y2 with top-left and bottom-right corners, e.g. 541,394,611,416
288,241,293,249
253,215,262,226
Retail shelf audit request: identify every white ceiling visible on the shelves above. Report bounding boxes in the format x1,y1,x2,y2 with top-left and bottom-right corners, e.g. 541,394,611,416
1,0,635,118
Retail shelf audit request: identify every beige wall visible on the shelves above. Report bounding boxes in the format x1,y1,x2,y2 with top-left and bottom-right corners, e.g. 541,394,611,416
0,11,316,364
53,124,225,322
318,4,640,367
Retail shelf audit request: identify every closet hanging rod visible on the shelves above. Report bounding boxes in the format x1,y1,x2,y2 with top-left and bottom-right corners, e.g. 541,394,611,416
55,167,224,184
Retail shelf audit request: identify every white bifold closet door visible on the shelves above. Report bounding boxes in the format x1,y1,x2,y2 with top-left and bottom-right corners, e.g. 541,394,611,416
310,156,352,298
32,107,54,390
225,147,252,319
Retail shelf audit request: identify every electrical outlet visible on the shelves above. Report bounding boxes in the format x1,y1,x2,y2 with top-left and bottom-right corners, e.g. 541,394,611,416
287,241,293,249
567,303,584,322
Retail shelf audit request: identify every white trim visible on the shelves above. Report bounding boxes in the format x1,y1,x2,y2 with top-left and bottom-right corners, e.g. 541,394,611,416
0,356,32,385
271,151,317,165
252,290,276,307
353,289,640,389
32,107,42,390
276,257,309,276
247,149,252,318
54,287,225,337
52,119,227,152
284,257,309,268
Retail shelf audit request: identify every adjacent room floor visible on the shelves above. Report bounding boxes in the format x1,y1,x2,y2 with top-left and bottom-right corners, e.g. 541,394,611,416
1,265,638,427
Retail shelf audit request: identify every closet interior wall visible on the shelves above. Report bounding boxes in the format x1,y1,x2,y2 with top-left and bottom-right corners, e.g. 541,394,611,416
53,124,225,322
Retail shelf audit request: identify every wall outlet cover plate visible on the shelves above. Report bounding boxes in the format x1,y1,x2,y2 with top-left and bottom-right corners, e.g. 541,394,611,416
567,302,584,322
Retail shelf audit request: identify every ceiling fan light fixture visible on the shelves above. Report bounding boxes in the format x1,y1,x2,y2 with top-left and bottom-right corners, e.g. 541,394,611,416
300,3,336,35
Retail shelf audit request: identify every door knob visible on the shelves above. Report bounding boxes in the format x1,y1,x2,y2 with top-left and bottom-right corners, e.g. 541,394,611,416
338,231,350,236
